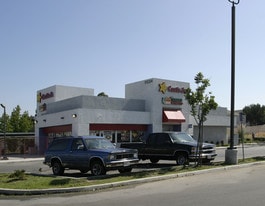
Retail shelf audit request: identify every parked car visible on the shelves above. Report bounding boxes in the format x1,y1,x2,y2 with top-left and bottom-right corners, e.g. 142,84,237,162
43,136,139,176
120,132,217,165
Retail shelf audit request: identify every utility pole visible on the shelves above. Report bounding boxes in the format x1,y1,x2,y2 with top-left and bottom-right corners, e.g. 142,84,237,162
225,0,240,164
0,104,8,160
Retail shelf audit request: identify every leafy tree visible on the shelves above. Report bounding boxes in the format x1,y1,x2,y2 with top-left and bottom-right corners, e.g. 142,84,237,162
19,111,35,132
97,92,108,97
0,113,10,133
243,104,265,126
9,105,21,132
0,105,34,133
185,72,218,166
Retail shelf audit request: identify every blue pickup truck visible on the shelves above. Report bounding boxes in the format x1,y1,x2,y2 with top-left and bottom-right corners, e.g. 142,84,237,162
43,136,139,176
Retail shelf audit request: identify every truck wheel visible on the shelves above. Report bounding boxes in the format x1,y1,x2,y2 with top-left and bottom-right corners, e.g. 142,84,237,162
118,168,132,173
91,160,106,176
176,153,187,165
52,161,64,176
150,158,159,164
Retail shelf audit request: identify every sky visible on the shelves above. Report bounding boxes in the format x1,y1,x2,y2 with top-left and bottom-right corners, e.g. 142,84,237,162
0,0,264,116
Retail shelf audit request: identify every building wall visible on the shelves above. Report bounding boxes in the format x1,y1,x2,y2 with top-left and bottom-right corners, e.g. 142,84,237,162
45,95,146,114
193,126,229,145
125,78,190,132
52,85,94,102
36,108,150,135
37,85,94,115
190,107,234,145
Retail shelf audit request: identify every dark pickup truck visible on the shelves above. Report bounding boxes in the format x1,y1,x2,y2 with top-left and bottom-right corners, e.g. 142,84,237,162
120,132,217,165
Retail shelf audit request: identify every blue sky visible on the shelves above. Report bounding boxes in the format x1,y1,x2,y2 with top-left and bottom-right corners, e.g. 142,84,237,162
0,0,264,115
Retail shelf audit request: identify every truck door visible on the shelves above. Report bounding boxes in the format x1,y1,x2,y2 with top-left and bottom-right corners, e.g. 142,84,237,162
143,133,157,157
145,133,172,157
68,138,89,168
155,133,173,157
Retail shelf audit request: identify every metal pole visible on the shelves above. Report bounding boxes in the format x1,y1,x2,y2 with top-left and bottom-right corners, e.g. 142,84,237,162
238,112,245,161
225,0,240,164
230,2,235,149
228,0,240,149
241,120,245,161
0,104,8,160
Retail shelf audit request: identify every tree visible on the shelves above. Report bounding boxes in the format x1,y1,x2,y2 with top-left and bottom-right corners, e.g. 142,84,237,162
97,92,108,97
9,105,21,132
0,105,34,133
243,104,265,126
184,72,218,166
0,113,10,133
19,111,35,132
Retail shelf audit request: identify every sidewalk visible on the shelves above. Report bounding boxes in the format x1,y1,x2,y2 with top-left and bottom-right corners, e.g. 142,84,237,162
0,154,43,163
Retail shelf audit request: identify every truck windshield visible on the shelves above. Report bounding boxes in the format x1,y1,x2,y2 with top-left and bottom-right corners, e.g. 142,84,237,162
84,138,115,149
170,133,197,143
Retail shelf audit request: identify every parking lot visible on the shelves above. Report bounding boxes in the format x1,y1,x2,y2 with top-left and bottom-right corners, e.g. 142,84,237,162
1,143,265,177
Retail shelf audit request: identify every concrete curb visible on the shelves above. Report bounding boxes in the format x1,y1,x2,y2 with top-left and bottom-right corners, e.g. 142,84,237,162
0,158,44,164
1,161,265,196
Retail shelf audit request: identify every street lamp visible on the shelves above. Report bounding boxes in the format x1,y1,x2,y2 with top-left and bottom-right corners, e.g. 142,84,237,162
225,0,240,164
0,104,8,160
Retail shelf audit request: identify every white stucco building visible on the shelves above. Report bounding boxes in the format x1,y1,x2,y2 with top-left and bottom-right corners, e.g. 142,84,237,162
35,78,232,154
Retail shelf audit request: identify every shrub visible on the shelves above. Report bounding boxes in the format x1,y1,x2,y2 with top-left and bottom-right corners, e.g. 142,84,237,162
8,170,26,180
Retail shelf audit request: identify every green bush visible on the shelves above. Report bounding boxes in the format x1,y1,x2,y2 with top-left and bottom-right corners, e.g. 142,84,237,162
8,170,26,180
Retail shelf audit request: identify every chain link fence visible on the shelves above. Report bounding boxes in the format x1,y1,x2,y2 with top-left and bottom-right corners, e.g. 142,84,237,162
0,135,35,156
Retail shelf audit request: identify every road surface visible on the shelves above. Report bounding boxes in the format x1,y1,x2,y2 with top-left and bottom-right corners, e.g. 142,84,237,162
1,161,265,206
0,144,264,175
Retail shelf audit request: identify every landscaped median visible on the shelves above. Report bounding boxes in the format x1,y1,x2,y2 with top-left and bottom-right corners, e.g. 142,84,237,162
1,157,265,196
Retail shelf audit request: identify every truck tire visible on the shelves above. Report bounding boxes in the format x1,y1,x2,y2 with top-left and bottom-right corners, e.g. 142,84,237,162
91,160,106,176
176,153,188,165
52,160,65,176
150,157,159,164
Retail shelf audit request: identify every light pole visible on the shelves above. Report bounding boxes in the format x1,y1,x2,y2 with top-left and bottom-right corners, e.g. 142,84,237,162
225,0,240,164
0,104,8,160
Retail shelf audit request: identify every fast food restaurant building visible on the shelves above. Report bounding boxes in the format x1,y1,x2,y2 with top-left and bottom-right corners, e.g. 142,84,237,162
35,78,230,154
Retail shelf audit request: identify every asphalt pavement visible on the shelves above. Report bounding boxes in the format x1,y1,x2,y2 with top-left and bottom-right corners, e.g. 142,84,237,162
0,143,262,163
0,144,265,195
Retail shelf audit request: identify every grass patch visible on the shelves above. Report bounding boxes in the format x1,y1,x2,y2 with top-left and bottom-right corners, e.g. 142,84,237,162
0,174,92,189
0,157,264,190
238,156,265,163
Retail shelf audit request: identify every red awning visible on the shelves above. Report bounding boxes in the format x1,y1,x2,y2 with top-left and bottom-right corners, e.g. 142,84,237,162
163,110,186,123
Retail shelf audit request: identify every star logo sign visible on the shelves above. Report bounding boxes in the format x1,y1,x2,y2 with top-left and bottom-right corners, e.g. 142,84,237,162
159,82,167,94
